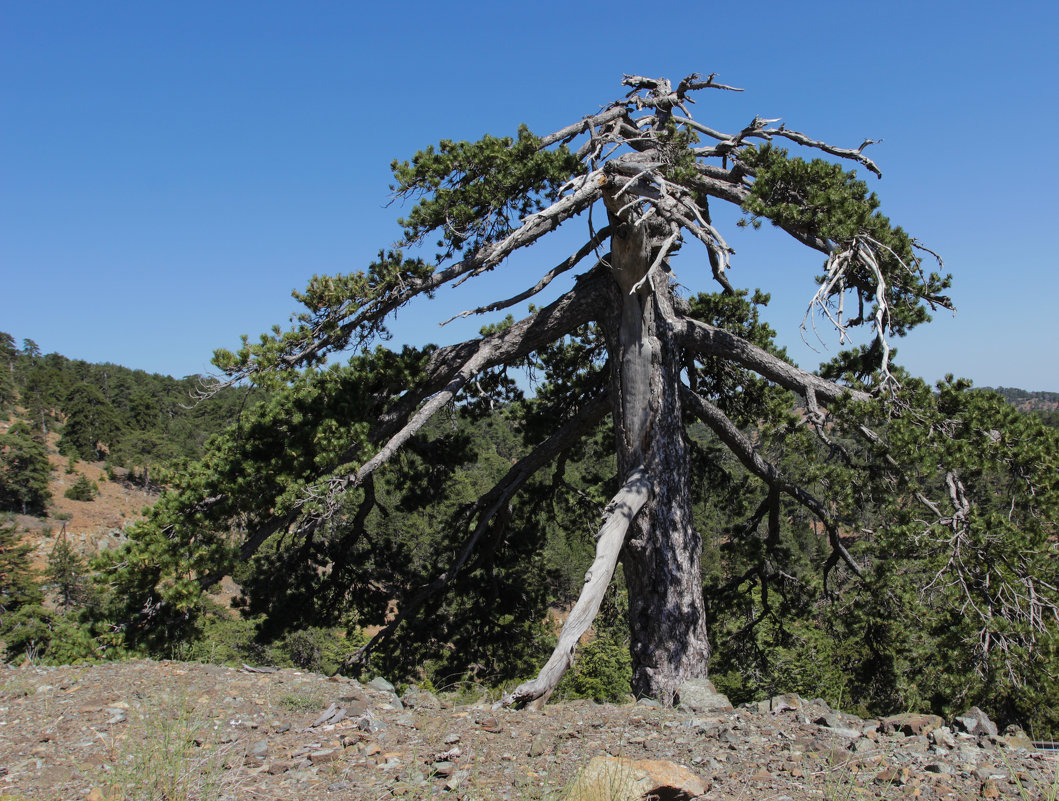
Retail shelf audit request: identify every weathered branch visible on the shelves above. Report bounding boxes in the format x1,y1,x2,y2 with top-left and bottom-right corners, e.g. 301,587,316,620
218,171,607,384
538,107,628,149
503,465,651,709
441,227,610,325
207,273,609,575
680,386,863,581
679,316,870,405
675,115,882,178
303,270,609,514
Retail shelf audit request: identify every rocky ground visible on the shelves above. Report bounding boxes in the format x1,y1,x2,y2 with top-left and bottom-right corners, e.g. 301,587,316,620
1,660,1055,800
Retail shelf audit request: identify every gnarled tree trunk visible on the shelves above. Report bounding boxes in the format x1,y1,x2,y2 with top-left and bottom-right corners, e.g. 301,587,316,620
603,189,711,704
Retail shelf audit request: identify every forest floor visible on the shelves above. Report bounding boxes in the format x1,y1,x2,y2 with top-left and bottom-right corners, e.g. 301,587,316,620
2,660,1056,801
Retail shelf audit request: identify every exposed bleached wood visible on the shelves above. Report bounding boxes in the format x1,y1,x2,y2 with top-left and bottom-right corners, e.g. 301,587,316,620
502,466,650,709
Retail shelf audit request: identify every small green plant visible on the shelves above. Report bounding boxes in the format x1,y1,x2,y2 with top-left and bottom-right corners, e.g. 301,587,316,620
278,688,327,712
92,694,241,801
64,473,98,501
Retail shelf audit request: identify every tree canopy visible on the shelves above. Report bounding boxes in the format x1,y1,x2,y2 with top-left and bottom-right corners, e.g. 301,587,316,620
101,74,1057,721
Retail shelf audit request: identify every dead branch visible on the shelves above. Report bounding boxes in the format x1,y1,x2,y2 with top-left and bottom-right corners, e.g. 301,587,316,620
303,271,609,516
441,227,610,325
218,171,607,385
678,316,870,405
502,465,651,709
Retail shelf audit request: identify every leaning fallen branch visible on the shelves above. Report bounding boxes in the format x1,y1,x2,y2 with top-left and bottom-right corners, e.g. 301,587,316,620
502,466,650,710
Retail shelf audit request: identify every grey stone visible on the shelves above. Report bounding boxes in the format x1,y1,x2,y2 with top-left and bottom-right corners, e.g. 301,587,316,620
401,686,442,710
975,766,1007,782
308,749,340,765
824,726,863,740
768,693,805,714
931,726,957,749
900,735,930,754
432,760,456,778
445,768,470,791
368,676,395,693
528,733,549,757
954,706,998,737
249,739,269,759
1001,727,1033,750
881,713,944,736
852,737,877,753
676,679,733,713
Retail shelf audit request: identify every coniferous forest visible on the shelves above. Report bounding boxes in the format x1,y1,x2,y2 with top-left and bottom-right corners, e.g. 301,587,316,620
1,327,1057,736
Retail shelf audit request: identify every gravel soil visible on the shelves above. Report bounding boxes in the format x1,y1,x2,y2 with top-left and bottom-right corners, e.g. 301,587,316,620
1,660,1055,800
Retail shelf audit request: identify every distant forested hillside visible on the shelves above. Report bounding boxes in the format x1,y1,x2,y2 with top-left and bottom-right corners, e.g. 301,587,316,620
0,331,251,512
984,387,1059,428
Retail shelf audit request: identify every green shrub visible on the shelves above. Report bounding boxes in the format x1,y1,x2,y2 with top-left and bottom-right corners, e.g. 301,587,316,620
1,605,102,664
64,473,98,501
555,632,632,703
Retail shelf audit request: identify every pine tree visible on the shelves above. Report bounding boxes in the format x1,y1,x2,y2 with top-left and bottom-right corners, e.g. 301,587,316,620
0,422,52,515
46,529,91,610
59,384,119,460
100,74,1056,710
0,521,41,616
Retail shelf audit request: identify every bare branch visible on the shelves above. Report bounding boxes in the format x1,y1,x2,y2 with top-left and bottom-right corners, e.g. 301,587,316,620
220,171,607,384
300,272,609,519
538,107,628,148
503,465,651,709
680,386,863,580
441,227,610,325
679,316,870,405
765,125,882,178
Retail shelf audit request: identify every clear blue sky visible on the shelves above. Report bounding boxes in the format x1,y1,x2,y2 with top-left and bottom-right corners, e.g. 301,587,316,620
2,1,1056,390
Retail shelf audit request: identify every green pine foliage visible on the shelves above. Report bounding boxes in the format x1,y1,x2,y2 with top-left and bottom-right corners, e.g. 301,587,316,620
0,521,41,616
46,533,93,610
0,331,251,484
59,384,120,460
0,422,52,515
63,473,99,502
740,144,951,338
391,125,584,255
700,374,1059,735
0,604,107,664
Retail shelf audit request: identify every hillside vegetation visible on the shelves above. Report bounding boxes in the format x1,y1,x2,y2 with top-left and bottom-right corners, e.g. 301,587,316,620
1,331,1057,738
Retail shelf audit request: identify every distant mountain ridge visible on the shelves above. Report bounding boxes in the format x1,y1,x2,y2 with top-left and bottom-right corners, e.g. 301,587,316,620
984,387,1059,412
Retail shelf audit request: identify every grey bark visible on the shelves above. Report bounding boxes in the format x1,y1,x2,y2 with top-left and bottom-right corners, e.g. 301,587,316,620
601,184,711,705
